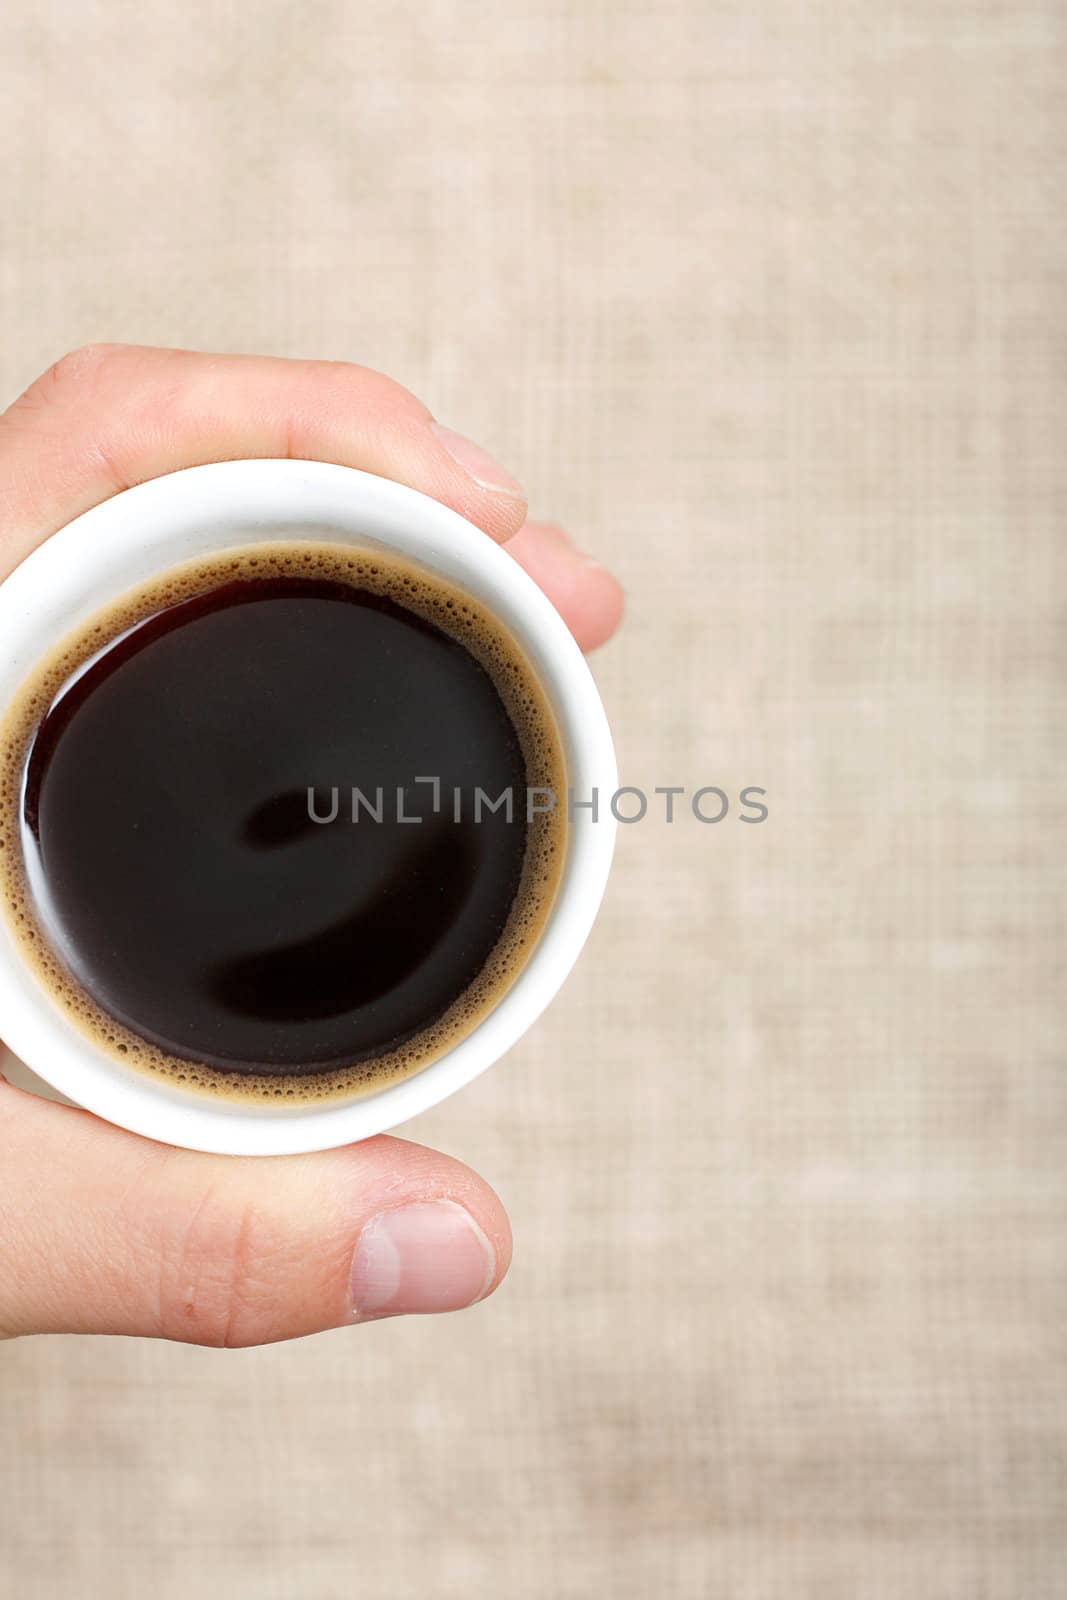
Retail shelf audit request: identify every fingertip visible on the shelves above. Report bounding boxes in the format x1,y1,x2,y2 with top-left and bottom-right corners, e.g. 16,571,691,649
425,419,529,543
475,1188,513,1299
504,521,625,651
350,1199,498,1318
572,561,625,651
338,1134,513,1316
429,423,526,500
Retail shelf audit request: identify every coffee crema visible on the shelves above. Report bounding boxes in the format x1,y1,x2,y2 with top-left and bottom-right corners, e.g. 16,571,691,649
0,542,567,1103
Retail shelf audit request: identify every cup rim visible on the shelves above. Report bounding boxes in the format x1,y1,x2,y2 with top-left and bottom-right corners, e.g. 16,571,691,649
0,459,617,1153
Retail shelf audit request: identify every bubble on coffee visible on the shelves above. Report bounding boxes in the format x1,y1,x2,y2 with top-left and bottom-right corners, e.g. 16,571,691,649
0,542,567,1103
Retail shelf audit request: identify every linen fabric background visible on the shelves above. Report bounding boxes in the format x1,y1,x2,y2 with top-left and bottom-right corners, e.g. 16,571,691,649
1,2,1064,1595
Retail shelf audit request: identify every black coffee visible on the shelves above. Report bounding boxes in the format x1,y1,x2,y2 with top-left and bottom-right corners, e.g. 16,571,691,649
0,544,565,1101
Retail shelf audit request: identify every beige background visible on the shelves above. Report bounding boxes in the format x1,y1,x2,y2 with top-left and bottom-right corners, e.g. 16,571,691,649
1,1,1064,1595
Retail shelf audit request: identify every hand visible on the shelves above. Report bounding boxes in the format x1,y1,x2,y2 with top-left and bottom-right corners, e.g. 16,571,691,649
0,343,623,1344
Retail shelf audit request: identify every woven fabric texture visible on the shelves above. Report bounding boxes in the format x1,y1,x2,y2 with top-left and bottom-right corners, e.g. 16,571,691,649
0,2,1064,1594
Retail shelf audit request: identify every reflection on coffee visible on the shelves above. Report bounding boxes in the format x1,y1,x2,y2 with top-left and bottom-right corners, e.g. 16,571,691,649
0,543,566,1102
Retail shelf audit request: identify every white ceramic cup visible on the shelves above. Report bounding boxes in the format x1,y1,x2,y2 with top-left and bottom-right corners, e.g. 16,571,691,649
0,459,616,1155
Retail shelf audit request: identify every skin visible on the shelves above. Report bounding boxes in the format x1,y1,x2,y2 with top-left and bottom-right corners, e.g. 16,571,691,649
0,343,623,1345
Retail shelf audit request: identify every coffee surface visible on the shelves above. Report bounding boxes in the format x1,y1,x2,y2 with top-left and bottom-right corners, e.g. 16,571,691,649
0,544,565,1101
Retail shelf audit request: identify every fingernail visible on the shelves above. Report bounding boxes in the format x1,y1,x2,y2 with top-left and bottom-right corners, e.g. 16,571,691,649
430,422,526,499
351,1200,496,1318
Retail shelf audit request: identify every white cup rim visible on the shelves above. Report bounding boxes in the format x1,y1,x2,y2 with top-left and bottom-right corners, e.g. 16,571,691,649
0,459,617,1153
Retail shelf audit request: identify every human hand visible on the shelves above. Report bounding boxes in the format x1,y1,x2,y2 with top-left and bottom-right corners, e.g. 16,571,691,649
0,343,622,1344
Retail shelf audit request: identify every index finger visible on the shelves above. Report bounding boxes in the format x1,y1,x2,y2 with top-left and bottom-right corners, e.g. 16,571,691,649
0,342,529,583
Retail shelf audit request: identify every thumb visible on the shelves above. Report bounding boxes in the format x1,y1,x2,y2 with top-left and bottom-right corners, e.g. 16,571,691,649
0,1075,510,1345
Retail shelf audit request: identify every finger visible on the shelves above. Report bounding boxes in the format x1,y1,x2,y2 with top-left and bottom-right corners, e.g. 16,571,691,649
0,342,529,582
504,521,624,652
0,1079,510,1345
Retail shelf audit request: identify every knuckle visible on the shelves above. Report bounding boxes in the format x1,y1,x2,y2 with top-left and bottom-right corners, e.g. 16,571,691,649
3,343,132,425
318,358,429,420
44,342,132,392
158,1186,280,1349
